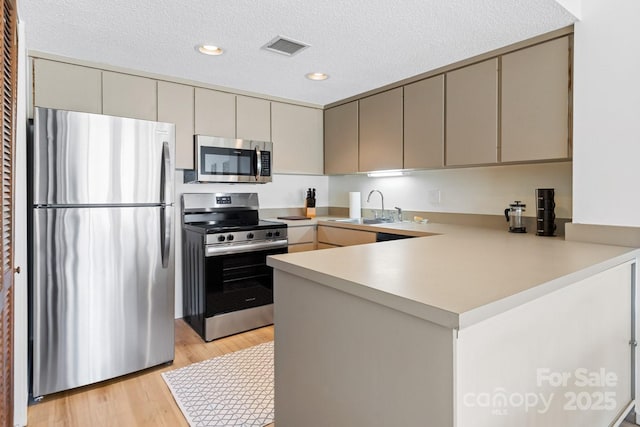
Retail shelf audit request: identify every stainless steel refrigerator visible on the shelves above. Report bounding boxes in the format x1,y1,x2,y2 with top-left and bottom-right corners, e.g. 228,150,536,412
29,107,176,398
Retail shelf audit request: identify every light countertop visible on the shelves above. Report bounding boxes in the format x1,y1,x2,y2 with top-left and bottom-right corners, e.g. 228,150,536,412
268,220,639,329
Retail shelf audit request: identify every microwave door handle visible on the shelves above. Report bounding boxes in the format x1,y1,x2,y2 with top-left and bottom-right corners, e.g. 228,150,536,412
255,146,262,181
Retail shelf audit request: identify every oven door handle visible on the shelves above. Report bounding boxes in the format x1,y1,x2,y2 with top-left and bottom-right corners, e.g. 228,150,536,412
205,239,288,256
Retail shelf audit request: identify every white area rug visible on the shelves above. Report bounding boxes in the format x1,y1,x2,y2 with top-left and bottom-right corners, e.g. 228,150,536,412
162,341,274,427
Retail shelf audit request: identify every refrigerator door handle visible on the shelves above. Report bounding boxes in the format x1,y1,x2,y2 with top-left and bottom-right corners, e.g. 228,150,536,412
161,140,172,204
160,206,171,268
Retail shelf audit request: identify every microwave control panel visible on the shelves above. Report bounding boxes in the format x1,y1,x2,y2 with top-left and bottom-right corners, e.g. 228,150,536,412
260,152,271,176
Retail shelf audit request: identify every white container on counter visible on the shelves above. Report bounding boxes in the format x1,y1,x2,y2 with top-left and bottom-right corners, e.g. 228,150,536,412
349,192,361,219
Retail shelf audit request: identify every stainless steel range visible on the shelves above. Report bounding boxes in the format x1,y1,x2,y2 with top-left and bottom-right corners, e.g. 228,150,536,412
181,193,287,341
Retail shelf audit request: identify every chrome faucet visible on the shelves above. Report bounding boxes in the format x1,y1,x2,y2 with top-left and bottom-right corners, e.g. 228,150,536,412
367,189,384,218
394,206,403,222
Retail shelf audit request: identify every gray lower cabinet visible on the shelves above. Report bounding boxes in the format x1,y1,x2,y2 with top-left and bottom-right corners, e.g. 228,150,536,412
287,225,317,252
158,82,194,169
102,72,157,121
359,88,403,171
404,75,444,169
33,59,102,114
324,101,359,175
194,88,236,139
271,102,323,174
237,96,271,142
445,59,498,166
501,36,570,162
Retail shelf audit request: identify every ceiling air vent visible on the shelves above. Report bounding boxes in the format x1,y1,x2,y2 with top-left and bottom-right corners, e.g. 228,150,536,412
262,36,309,56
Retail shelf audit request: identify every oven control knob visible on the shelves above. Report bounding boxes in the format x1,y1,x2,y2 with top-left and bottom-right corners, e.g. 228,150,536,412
217,235,226,242
227,234,235,241
266,231,273,238
275,231,281,237
247,233,254,239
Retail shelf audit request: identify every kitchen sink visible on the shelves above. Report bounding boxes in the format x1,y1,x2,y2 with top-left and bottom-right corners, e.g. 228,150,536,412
363,218,395,224
330,218,396,225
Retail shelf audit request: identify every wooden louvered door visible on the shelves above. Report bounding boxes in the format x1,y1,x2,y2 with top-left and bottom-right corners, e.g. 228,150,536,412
0,0,17,426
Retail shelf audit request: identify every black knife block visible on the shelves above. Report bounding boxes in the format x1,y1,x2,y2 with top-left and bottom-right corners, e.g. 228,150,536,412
536,188,556,236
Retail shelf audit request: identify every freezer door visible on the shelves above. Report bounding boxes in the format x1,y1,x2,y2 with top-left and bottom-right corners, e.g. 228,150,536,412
32,107,175,205
31,206,175,397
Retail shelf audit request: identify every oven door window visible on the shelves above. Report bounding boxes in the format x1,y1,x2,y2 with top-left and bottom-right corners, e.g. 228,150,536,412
200,146,255,176
204,247,286,316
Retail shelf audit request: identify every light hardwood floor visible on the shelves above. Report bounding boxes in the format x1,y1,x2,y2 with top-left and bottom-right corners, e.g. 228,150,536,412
27,320,274,426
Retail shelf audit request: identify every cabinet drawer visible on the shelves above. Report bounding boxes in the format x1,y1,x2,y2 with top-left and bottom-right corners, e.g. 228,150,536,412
288,226,316,245
317,226,376,247
317,242,340,250
288,243,316,253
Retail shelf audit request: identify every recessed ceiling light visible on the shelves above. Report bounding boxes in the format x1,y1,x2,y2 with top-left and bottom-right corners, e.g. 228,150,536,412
306,72,329,81
197,45,223,56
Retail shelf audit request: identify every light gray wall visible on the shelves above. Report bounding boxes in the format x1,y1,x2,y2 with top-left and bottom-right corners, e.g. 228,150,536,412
329,162,572,219
572,0,640,227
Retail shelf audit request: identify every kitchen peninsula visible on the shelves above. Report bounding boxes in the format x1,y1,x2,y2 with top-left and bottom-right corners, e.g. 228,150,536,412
268,221,639,426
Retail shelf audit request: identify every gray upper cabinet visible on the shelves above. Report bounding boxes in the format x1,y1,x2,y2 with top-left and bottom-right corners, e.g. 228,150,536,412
237,96,271,141
501,37,570,162
158,82,194,169
324,101,359,175
33,59,102,114
194,88,236,138
403,75,444,169
359,88,403,171
102,72,157,121
446,59,498,166
271,102,323,175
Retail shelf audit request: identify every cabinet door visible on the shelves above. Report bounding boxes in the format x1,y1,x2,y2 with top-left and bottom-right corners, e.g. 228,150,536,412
359,88,403,171
237,96,271,141
194,88,235,138
158,82,194,169
33,59,102,114
324,101,358,175
404,75,444,169
501,37,570,162
271,103,323,174
446,59,498,166
102,72,157,120
288,225,317,252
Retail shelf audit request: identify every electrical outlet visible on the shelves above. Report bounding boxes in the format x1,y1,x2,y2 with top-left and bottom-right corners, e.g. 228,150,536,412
428,189,441,204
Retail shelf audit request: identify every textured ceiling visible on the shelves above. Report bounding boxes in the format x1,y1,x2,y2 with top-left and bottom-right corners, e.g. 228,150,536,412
19,0,576,107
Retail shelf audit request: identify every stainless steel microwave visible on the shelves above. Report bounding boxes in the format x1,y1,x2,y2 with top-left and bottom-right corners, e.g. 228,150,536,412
193,135,273,183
